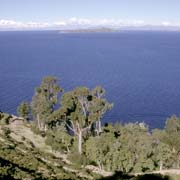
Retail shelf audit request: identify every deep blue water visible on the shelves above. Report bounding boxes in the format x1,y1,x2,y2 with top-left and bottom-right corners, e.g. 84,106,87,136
1,31,180,128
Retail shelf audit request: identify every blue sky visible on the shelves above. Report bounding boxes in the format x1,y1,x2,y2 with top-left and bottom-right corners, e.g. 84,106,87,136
0,0,180,29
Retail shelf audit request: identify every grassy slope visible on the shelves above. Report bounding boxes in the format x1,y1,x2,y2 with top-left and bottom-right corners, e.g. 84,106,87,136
0,122,96,180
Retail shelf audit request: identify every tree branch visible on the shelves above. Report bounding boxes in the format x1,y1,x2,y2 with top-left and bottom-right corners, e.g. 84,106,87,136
82,124,91,133
65,122,78,135
78,97,87,117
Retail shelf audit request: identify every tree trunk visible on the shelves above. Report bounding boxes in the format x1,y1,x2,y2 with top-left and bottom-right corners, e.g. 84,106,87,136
97,161,102,171
37,114,41,130
78,130,82,154
177,156,180,168
159,160,163,171
98,120,102,134
95,120,102,136
66,145,70,153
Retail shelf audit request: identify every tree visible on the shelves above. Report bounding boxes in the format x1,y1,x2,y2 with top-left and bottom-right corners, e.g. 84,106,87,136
55,86,112,154
153,115,180,168
152,141,173,171
31,76,63,131
121,123,153,172
85,126,115,171
17,102,30,120
85,123,156,173
92,86,109,135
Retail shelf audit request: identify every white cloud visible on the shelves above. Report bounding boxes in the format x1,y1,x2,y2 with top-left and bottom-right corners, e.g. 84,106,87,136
0,18,179,30
69,17,77,22
77,18,92,25
25,22,50,29
53,21,67,26
161,21,171,26
0,19,50,29
161,21,180,27
0,19,24,27
132,20,144,26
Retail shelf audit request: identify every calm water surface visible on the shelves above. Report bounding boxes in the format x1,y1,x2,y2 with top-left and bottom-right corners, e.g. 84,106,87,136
1,31,180,128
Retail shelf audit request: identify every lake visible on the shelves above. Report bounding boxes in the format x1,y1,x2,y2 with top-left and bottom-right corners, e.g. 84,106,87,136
1,31,180,128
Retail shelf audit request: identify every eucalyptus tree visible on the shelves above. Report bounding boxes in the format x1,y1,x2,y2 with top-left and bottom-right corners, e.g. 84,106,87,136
31,76,63,131
92,86,109,135
55,86,112,154
17,102,30,120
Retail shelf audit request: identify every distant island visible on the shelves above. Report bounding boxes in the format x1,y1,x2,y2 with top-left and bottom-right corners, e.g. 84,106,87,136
58,25,180,33
59,27,118,33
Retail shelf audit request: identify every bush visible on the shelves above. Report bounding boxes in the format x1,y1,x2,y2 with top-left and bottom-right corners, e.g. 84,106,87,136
2,127,11,138
0,113,11,125
45,126,74,153
30,123,41,135
68,152,88,168
135,174,169,180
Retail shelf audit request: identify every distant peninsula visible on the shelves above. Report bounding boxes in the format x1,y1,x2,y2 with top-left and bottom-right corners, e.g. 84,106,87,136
58,25,180,33
59,27,118,33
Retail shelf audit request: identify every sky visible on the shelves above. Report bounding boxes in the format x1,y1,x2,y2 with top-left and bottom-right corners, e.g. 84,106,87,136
0,0,180,29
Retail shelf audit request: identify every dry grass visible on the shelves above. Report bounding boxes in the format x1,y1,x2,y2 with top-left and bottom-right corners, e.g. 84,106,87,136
7,122,71,164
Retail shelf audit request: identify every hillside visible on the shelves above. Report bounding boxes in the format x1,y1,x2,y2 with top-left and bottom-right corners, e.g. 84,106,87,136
0,115,180,179
0,117,99,179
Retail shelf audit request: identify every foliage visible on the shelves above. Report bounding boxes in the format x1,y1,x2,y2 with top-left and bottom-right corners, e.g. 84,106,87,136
54,86,113,154
30,121,42,135
0,128,85,180
0,112,11,125
1,126,11,138
31,76,63,131
99,172,170,180
152,115,180,168
17,101,30,120
45,125,74,153
85,122,173,173
68,151,88,169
